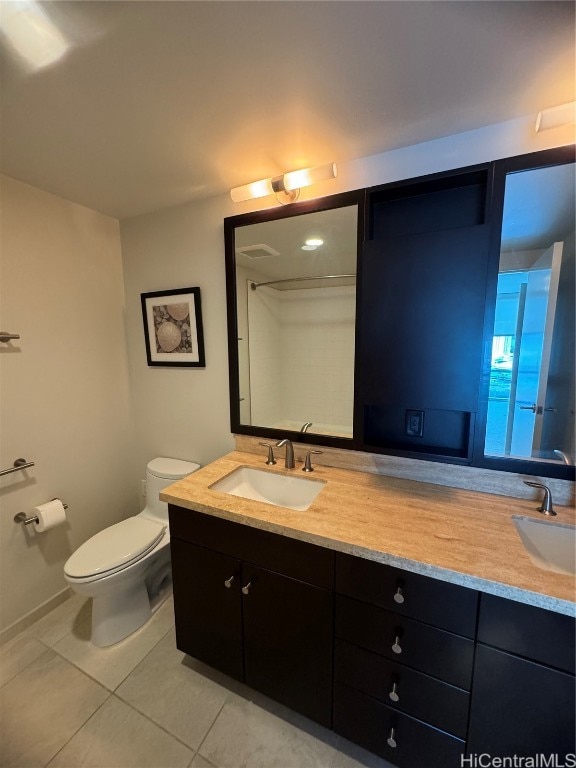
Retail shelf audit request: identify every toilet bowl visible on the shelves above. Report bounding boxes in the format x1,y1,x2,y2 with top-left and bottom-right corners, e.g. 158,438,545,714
64,457,199,647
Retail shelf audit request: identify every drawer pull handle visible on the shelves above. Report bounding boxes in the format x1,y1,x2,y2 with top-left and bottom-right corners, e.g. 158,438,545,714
387,727,397,749
242,581,252,595
389,682,400,702
392,636,402,655
224,576,235,589
393,587,405,604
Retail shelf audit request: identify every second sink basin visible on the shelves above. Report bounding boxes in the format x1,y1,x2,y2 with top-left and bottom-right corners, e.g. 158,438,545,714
512,515,576,576
210,466,324,512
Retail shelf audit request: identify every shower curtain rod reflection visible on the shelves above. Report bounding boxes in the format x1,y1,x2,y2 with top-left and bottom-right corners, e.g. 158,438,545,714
250,274,356,290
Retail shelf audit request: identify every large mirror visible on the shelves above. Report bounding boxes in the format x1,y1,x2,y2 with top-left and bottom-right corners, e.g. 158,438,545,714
225,191,364,443
484,156,575,469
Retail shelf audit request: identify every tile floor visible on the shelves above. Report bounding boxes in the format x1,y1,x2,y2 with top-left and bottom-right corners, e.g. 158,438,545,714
0,594,394,768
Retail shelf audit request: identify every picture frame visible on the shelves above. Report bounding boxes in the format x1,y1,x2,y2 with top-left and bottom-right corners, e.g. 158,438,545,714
141,287,205,367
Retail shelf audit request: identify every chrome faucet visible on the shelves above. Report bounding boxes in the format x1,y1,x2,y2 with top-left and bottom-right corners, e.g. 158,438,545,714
553,450,573,466
303,450,322,472
523,481,557,516
259,442,276,466
276,439,295,469
300,422,313,433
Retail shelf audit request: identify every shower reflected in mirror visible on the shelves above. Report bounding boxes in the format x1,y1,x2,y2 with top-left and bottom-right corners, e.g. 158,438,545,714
231,200,360,440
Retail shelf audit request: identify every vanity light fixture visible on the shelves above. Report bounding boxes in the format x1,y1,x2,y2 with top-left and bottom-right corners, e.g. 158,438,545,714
535,101,576,132
230,163,337,205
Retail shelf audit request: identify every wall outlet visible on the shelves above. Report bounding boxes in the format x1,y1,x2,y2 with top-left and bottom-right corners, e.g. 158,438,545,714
405,409,425,438
141,479,147,497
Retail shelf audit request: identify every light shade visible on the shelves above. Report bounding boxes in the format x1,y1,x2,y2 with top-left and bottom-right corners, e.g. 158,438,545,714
535,101,576,132
230,177,275,203
282,163,337,192
230,162,337,203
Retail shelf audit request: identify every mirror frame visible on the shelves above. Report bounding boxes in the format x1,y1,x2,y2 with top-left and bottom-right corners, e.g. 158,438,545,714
224,189,367,449
472,144,576,481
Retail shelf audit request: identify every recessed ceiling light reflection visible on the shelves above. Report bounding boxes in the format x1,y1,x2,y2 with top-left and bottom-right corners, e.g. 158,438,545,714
306,238,324,247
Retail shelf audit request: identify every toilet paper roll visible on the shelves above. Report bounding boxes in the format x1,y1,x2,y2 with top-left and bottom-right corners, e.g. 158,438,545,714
32,499,67,532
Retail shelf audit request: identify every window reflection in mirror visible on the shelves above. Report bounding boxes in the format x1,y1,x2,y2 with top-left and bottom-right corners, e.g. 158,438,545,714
234,205,358,439
484,161,575,465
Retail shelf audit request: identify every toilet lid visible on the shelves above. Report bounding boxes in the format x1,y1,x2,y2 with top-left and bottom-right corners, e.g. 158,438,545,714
64,517,166,579
147,457,200,480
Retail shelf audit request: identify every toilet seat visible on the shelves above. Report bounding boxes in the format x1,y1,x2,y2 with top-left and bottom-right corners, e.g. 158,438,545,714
64,517,166,582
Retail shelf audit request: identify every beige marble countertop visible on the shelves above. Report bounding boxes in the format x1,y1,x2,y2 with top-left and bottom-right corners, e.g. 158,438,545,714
161,451,576,616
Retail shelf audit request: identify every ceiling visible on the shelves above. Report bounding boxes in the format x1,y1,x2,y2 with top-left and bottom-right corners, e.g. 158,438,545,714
0,1,574,220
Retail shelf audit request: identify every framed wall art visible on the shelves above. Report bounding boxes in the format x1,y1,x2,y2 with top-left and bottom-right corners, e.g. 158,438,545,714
141,287,205,367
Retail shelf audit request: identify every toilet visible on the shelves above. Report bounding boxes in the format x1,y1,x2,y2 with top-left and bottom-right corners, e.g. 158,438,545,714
64,457,199,647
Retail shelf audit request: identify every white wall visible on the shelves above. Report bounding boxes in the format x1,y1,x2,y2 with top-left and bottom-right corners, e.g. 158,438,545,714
0,176,140,634
120,195,235,471
280,286,355,431
120,116,571,466
247,285,282,427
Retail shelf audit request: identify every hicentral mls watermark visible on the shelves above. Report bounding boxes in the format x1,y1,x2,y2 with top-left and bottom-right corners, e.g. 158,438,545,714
462,756,576,768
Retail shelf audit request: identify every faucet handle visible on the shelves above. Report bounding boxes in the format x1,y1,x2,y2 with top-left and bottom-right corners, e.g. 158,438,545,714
523,481,556,516
259,442,276,466
303,450,322,473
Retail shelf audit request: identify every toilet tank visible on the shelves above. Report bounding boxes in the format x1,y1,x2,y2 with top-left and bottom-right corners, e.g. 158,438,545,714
144,457,200,522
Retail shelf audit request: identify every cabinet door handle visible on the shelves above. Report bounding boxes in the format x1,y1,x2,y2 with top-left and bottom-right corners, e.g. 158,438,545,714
224,576,235,589
388,682,400,702
393,587,405,604
387,727,397,749
241,581,252,595
392,635,402,655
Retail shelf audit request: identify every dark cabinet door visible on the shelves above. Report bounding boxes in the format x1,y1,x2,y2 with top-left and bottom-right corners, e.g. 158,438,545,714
242,564,333,727
358,225,490,458
468,644,576,760
171,538,243,680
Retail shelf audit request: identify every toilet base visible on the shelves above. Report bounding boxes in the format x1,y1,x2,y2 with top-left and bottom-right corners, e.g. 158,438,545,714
91,576,152,647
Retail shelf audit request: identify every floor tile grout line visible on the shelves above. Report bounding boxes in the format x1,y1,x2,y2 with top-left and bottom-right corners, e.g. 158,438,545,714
42,690,114,768
109,620,175,690
47,616,174,692
193,695,236,760
0,637,63,690
26,598,92,649
109,691,196,755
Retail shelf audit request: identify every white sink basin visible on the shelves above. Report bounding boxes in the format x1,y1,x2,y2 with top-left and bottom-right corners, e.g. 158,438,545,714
512,516,576,576
210,466,324,512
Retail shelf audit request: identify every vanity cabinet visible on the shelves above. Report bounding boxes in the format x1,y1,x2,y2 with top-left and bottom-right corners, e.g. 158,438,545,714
170,505,575,768
333,553,476,767
468,594,576,761
169,505,334,727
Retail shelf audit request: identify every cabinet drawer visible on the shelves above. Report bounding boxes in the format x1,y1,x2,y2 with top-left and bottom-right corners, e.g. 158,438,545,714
169,505,334,589
478,593,575,673
335,552,478,637
336,594,474,689
334,682,466,768
335,639,469,739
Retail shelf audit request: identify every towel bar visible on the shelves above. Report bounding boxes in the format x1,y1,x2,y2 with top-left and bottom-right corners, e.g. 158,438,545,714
0,459,35,477
0,332,20,343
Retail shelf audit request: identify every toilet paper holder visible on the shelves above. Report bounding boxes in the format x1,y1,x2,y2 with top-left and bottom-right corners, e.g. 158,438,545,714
14,499,68,526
